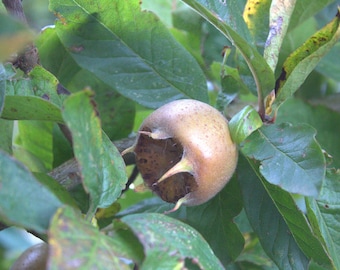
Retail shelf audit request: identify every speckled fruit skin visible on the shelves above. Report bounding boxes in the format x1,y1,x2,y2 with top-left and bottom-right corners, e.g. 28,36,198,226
10,243,48,270
132,99,238,207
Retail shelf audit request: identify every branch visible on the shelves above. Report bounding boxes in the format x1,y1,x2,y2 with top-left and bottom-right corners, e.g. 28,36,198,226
2,0,27,23
48,136,136,190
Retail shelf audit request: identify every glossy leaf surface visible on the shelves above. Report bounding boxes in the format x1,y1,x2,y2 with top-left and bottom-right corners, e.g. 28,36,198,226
237,155,333,269
62,90,127,210
241,122,325,197
276,98,340,168
1,96,63,122
122,213,224,270
49,0,208,108
229,105,263,144
118,176,244,268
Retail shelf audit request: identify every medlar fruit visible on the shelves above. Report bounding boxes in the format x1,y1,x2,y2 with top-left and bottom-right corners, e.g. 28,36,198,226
11,242,48,270
123,99,238,211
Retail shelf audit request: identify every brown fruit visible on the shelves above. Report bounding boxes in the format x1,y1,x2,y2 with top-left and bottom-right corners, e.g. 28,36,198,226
11,242,49,270
123,99,238,211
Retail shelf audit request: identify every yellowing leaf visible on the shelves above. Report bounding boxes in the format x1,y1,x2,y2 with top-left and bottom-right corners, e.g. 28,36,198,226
272,8,340,114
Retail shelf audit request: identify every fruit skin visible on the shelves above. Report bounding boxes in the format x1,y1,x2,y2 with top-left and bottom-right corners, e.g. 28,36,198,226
11,242,48,270
126,99,238,208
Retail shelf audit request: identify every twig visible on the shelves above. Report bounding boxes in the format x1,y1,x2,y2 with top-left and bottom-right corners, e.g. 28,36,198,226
48,137,136,190
2,0,27,23
122,165,139,193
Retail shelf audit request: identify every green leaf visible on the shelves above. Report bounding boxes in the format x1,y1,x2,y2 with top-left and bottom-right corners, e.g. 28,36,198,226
171,7,208,70
185,176,245,266
240,156,334,269
67,69,136,140
182,0,275,98
229,105,263,144
28,66,67,108
48,206,136,269
243,0,271,51
37,29,136,140
36,27,76,84
4,65,68,108
62,90,127,212
1,96,63,122
288,0,336,31
237,155,309,270
0,151,62,233
276,98,340,168
0,119,13,154
316,42,340,82
110,219,145,265
273,9,340,113
142,0,183,27
52,124,73,167
34,173,79,208
118,177,244,268
306,169,340,269
122,213,224,270
188,0,253,42
14,121,54,172
49,0,208,108
0,63,5,114
214,62,249,110
241,122,326,197
0,13,34,62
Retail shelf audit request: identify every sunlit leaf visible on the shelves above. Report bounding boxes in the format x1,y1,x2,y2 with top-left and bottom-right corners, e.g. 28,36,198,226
229,105,263,144
1,96,63,122
14,120,54,172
